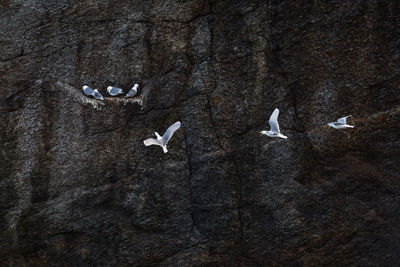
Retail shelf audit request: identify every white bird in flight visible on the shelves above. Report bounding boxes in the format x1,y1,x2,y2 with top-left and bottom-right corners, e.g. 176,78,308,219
125,84,139,97
82,85,95,97
143,121,181,153
93,89,104,100
327,115,354,129
107,86,124,96
260,108,288,139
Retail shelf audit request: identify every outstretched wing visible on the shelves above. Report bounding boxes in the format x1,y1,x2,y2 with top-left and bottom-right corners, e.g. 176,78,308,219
337,115,351,124
162,121,181,145
268,108,280,133
144,138,161,147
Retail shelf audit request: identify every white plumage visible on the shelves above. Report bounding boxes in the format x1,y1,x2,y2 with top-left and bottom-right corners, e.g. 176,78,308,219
260,108,288,139
93,89,104,100
125,84,139,97
328,115,354,129
107,86,124,96
82,85,95,97
143,121,181,153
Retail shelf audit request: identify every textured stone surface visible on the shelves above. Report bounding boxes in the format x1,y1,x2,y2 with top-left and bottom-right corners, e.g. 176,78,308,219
1,0,400,265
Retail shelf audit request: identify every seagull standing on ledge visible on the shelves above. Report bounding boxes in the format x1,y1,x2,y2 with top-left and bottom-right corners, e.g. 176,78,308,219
125,84,139,97
260,108,288,139
93,89,104,100
107,86,124,96
327,115,354,129
144,121,181,153
82,85,95,97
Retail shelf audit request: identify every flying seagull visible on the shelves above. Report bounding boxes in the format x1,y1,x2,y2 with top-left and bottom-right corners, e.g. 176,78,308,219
82,85,95,97
107,86,124,96
143,121,181,153
260,108,288,139
125,84,139,98
327,115,354,129
93,89,104,100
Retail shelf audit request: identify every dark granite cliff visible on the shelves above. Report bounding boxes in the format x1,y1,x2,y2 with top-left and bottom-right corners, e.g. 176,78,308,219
1,0,399,265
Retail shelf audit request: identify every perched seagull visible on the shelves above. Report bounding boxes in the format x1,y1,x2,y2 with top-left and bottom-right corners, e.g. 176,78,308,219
327,115,354,129
93,89,104,100
260,108,288,139
143,121,181,153
82,85,95,97
125,84,139,98
107,86,124,96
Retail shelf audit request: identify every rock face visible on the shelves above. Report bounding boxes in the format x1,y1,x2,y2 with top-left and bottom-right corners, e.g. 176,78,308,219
1,0,400,265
